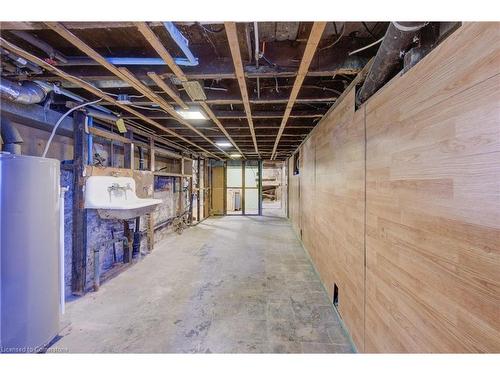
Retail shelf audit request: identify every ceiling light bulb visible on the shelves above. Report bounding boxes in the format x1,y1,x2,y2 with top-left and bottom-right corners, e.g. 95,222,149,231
175,109,207,120
216,142,232,148
230,153,242,158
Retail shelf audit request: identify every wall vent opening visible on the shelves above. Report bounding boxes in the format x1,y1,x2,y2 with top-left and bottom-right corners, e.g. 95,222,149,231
333,283,339,308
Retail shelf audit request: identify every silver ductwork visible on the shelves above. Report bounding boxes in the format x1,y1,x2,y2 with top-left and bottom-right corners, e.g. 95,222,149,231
1,118,23,154
1,77,49,104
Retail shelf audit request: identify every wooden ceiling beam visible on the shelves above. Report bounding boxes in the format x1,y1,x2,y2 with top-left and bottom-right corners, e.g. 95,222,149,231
119,111,324,120
199,102,244,156
44,22,228,157
0,37,222,159
116,66,229,157
225,22,259,157
134,22,188,82
147,72,188,110
94,97,337,106
135,21,241,158
270,22,327,160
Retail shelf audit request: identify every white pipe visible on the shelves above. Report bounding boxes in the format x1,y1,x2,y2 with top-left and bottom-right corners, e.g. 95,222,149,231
59,186,69,315
254,22,259,67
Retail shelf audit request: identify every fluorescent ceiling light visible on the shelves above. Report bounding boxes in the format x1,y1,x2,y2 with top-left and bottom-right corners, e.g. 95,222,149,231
216,142,232,148
230,153,242,158
176,108,207,120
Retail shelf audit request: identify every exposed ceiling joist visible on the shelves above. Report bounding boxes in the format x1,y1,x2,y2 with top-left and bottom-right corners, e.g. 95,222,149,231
0,37,222,159
271,22,327,160
119,110,324,120
135,21,242,158
44,22,228,157
225,22,259,157
134,22,188,82
36,60,364,81
147,72,188,109
199,102,244,156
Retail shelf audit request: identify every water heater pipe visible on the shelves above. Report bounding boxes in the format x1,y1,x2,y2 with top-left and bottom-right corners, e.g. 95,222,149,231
59,186,69,315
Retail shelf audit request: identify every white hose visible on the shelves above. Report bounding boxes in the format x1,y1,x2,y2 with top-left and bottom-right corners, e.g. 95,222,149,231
349,36,385,56
42,98,102,158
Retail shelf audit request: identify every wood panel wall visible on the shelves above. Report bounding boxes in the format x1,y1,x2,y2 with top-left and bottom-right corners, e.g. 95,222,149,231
287,22,500,353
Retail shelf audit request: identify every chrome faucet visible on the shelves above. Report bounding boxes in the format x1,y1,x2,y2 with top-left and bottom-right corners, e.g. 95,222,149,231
108,183,133,200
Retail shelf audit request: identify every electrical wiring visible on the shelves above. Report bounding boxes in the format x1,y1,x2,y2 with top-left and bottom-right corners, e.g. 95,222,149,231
42,98,103,158
129,104,170,114
319,23,345,52
348,36,385,56
197,23,225,33
99,90,146,99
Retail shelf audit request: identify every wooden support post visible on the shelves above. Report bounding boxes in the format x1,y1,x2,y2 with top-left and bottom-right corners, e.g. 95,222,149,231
179,157,185,215
148,138,155,251
197,157,201,222
188,172,193,225
123,221,133,263
72,111,88,295
258,160,263,216
242,160,246,215
205,160,210,218
124,129,134,169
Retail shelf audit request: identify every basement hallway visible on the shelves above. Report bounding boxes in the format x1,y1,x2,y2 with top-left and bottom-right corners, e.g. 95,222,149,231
52,216,354,353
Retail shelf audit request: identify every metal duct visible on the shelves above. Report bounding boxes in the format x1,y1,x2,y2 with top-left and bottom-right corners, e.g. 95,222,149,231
1,118,23,154
356,21,428,105
164,22,199,66
1,77,49,104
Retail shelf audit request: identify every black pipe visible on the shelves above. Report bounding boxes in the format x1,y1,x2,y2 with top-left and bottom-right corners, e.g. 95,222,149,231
356,22,428,106
133,217,141,257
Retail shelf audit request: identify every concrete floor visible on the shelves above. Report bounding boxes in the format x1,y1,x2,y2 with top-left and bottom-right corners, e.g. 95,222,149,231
262,200,286,218
53,215,354,353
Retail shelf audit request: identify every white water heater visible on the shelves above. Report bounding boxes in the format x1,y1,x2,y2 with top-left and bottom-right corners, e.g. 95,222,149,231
0,153,61,352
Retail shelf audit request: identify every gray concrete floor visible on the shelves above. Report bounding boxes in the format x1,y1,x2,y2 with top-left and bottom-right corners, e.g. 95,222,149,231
262,200,285,218
53,215,354,353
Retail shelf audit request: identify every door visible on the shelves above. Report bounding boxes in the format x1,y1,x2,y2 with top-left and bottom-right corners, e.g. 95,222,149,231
211,166,225,215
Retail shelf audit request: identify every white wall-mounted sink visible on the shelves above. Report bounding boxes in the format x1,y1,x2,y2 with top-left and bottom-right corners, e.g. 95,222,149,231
85,176,162,220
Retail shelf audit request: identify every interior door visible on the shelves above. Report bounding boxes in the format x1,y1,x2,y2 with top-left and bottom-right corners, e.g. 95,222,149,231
211,166,225,215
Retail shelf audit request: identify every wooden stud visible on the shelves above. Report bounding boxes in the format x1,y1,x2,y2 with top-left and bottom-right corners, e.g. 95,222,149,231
147,138,155,251
71,111,88,295
89,127,131,144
